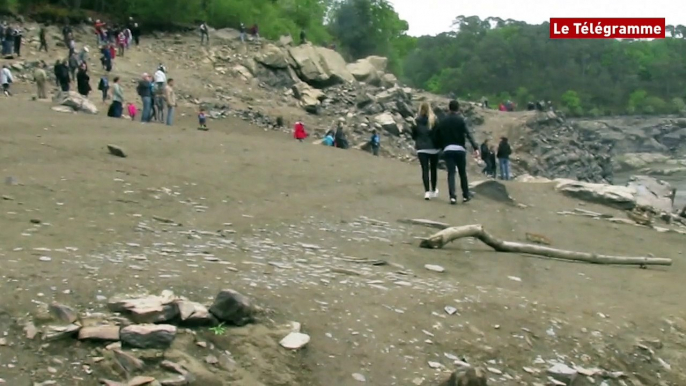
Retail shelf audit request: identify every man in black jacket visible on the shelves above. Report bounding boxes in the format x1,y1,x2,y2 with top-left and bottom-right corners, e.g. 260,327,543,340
434,100,479,204
496,137,512,180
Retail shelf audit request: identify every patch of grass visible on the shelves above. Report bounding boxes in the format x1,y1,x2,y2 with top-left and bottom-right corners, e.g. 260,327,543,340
209,322,227,335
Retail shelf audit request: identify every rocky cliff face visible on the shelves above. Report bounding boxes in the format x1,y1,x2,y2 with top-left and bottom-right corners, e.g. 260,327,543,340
570,117,686,176
571,117,686,156
515,112,614,183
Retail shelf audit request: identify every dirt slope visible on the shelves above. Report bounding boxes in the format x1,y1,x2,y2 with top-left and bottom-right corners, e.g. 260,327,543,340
0,93,685,385
0,24,683,386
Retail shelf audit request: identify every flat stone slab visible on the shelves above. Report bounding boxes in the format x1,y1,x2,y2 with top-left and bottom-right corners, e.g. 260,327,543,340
120,324,177,349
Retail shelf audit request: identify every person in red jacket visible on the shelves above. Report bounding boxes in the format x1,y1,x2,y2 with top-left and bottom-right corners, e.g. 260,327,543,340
293,121,308,142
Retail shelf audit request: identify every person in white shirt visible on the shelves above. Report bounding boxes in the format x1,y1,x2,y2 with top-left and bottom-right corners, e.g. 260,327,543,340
1,65,13,96
200,22,209,45
153,65,167,122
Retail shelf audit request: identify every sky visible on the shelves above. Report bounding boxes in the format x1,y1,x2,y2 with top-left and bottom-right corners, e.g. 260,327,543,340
387,0,686,37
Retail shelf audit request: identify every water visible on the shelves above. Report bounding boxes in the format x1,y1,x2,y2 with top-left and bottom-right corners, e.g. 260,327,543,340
614,171,686,209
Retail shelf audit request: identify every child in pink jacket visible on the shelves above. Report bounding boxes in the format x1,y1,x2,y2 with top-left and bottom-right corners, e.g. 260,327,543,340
127,103,137,120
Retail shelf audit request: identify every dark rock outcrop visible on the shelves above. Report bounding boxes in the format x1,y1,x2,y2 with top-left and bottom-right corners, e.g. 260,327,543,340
515,112,613,183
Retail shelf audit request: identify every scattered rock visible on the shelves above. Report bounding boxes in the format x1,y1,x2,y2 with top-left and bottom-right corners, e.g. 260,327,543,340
48,302,79,324
279,332,310,349
42,324,80,341
627,175,675,213
54,91,98,114
424,264,445,273
547,363,577,384
176,300,215,325
119,324,177,349
208,289,254,326
441,367,487,386
352,373,366,382
78,325,120,341
107,145,127,158
107,292,179,324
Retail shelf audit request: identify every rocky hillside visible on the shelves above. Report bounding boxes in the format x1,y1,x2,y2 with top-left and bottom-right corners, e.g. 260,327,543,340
510,112,614,183
570,117,686,176
9,23,683,183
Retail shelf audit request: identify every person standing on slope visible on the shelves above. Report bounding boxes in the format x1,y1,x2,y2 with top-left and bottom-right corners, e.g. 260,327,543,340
200,22,209,45
56,60,71,92
164,78,177,126
34,61,48,99
496,136,512,180
76,63,91,97
293,121,308,142
1,65,14,96
412,102,440,200
433,100,479,205
153,64,167,122
137,73,153,122
38,25,48,52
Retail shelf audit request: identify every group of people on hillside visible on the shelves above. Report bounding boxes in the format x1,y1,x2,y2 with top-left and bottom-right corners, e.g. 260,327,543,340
292,120,352,150
0,23,23,57
104,65,177,126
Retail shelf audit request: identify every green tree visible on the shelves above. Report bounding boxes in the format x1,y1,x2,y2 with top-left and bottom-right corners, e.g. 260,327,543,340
328,0,409,72
627,89,647,114
402,15,686,116
560,90,582,116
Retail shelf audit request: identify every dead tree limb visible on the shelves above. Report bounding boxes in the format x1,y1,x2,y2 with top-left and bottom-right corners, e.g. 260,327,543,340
419,224,672,267
398,218,451,230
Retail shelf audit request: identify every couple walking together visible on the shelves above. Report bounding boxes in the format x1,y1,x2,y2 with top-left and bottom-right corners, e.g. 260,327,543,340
411,100,479,205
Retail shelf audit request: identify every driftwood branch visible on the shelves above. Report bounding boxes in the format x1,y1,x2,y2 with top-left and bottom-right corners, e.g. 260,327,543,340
398,218,451,230
419,224,672,267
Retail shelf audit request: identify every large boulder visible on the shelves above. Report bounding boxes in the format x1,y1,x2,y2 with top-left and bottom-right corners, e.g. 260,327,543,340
287,44,354,86
365,55,388,72
554,179,636,210
255,44,288,69
292,82,325,114
346,58,380,85
381,73,398,87
373,112,401,136
54,91,98,114
626,175,675,213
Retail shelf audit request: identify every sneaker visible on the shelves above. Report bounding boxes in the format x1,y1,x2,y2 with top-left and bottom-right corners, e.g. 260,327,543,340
424,192,431,200
431,189,439,198
463,196,472,203
450,198,457,205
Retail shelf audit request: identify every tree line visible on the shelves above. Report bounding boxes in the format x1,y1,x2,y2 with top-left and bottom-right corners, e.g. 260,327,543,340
1,0,685,117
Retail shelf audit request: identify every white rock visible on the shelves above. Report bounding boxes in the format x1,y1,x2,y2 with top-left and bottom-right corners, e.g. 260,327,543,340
352,373,366,382
279,332,310,349
428,361,443,369
444,306,457,315
424,264,445,273
547,363,577,383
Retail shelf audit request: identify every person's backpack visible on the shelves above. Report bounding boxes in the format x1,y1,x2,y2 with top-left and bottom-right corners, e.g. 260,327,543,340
98,77,108,90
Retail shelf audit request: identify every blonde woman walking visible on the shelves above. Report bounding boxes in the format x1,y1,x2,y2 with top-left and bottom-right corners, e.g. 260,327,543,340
411,102,440,200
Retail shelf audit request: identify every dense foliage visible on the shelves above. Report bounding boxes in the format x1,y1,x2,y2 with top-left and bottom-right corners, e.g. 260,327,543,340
2,0,685,116
403,16,686,116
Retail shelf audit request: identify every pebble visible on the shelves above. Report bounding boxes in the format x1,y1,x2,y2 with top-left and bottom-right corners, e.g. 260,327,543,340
424,264,444,273
352,373,366,382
